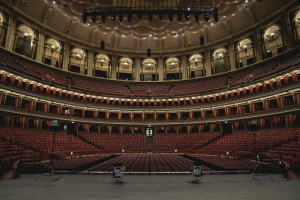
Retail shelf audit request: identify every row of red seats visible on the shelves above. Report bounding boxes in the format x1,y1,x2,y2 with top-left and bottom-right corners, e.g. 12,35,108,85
42,155,110,170
188,154,256,170
202,128,300,152
0,128,99,154
88,153,211,172
1,50,299,96
153,133,220,150
79,133,146,150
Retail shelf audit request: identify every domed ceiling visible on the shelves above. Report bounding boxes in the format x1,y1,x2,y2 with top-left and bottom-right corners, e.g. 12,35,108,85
17,0,282,51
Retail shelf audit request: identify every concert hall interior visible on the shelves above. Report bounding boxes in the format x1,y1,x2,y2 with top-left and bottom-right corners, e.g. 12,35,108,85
0,0,300,199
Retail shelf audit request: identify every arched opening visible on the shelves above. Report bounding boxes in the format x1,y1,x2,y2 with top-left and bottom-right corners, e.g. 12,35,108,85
236,38,255,68
165,57,180,80
69,48,87,74
295,10,300,41
212,47,229,74
13,25,36,59
0,11,7,47
43,38,62,68
118,57,134,80
141,58,157,81
188,54,204,78
263,25,283,58
94,54,110,78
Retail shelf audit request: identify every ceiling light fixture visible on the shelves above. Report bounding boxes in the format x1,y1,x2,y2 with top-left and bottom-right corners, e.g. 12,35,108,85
177,13,182,22
204,13,209,22
128,13,132,22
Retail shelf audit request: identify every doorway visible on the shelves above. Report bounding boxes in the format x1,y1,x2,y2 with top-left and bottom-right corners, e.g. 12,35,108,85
145,127,154,137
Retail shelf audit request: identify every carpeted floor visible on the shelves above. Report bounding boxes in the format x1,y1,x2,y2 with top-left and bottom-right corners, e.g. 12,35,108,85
0,174,299,200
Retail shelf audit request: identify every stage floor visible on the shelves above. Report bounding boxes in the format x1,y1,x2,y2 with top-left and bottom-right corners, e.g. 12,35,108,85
0,174,299,200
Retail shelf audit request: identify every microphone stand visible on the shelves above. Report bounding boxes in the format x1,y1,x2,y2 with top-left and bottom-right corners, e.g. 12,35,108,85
250,131,274,181
36,130,61,182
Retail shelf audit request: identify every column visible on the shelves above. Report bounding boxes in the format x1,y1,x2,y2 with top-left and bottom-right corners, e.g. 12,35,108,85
111,54,117,80
253,30,262,61
181,54,187,80
158,56,164,81
164,66,167,80
42,45,47,63
31,40,37,60
12,33,18,52
59,52,63,68
117,65,120,79
62,43,70,71
228,42,236,70
140,67,143,81
236,52,240,68
93,60,96,76
204,50,211,76
5,15,17,51
226,54,230,71
135,56,140,81
68,55,72,71
35,30,45,62
155,67,158,81
211,58,215,74
179,65,181,79
282,12,292,50
87,50,93,76
252,46,256,63
132,66,134,80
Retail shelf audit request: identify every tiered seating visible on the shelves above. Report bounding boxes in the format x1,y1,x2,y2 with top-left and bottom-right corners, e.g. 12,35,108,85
88,153,211,172
153,133,220,150
202,128,299,152
1,50,299,97
265,128,300,169
42,155,110,170
188,154,256,170
0,137,34,172
127,84,173,96
79,134,146,150
0,128,99,154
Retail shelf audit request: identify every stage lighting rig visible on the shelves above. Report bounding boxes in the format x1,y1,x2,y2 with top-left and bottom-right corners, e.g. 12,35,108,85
82,6,218,24
113,163,125,184
191,163,203,183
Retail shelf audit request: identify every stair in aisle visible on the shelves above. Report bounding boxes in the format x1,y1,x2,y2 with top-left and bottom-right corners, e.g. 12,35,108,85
146,138,153,149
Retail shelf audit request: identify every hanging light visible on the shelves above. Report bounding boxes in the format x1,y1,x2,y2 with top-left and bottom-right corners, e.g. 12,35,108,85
119,13,123,22
204,13,209,22
184,12,190,20
92,11,97,23
128,13,132,22
102,13,106,23
177,13,182,22
169,13,173,22
137,13,142,21
148,13,153,22
82,9,87,23
111,12,116,21
194,13,199,23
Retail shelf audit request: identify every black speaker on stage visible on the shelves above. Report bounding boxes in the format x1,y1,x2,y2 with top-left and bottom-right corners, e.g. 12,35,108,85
200,36,204,46
147,48,151,57
101,40,105,50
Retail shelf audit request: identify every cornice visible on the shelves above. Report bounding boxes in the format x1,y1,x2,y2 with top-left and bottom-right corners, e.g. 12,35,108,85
0,104,299,126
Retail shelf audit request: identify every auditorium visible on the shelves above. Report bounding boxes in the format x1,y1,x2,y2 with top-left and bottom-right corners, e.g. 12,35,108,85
0,0,300,199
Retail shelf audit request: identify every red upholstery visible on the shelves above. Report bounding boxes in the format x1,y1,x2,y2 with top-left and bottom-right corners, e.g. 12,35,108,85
153,133,220,150
79,133,146,150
